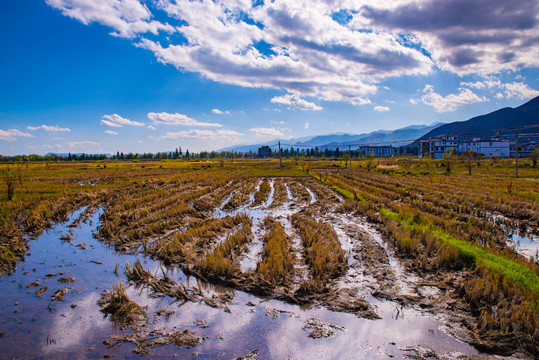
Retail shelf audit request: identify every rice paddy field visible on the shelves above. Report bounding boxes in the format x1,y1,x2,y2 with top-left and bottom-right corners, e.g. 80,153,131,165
0,158,537,359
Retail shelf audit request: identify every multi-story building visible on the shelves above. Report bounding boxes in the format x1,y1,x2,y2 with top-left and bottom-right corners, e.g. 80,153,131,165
418,134,458,158
357,145,395,157
458,136,511,157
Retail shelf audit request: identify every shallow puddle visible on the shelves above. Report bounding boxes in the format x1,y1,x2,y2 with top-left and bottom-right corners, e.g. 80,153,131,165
489,212,539,262
0,203,483,359
508,233,539,262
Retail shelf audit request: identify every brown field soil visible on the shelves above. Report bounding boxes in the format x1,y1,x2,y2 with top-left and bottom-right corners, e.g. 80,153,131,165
1,159,537,357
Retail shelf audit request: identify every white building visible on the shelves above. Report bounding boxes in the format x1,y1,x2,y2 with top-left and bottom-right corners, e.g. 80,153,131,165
459,136,511,157
419,134,458,159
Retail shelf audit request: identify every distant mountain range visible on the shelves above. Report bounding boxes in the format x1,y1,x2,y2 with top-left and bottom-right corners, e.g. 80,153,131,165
224,96,539,153
221,122,444,153
416,96,539,143
42,96,539,157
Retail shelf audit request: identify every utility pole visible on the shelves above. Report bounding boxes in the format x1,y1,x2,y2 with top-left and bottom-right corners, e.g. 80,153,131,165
278,141,282,172
515,133,518,178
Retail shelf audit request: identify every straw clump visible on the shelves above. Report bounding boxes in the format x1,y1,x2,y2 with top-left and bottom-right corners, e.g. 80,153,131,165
98,283,146,325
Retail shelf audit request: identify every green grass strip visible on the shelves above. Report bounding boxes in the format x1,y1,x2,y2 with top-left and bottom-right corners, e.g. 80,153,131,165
307,171,363,201
380,208,539,294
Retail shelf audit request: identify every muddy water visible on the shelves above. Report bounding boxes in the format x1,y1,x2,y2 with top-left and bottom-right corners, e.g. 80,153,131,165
489,212,539,262
0,201,481,359
507,232,539,262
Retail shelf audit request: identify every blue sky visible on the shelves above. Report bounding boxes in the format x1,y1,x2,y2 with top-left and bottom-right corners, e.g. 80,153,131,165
1,0,538,155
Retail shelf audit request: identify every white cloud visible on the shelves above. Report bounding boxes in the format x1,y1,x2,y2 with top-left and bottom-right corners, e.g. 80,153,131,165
460,79,502,90
58,141,101,150
45,0,174,38
304,122,310,129
359,0,539,76
271,94,323,111
101,114,144,127
503,82,539,99
47,0,539,106
271,120,285,125
100,119,123,127
148,112,222,127
0,129,34,141
211,108,229,114
249,127,283,138
495,92,505,99
460,81,486,89
147,125,156,130
374,105,390,112
105,130,118,135
160,129,242,140
27,124,71,132
413,85,488,113
132,1,431,105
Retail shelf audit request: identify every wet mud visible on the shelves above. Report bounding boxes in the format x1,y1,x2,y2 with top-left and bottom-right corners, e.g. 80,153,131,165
0,177,526,359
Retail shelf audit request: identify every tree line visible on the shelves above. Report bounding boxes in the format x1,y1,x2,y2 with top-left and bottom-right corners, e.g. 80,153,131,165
0,145,419,162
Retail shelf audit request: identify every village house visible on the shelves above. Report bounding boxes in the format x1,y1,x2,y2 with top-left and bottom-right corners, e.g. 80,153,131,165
458,136,511,158
418,134,458,158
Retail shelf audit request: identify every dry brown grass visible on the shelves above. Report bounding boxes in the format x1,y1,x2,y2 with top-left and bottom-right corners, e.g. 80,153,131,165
252,179,270,206
256,217,294,285
98,283,145,325
291,213,347,282
269,179,288,208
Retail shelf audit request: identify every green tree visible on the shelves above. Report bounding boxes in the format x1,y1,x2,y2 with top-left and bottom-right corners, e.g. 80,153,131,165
530,148,538,168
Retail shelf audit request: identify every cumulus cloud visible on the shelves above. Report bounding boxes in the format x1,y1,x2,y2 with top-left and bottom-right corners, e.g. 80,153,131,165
360,0,539,75
46,0,539,106
160,129,242,140
100,119,122,127
460,79,502,89
148,112,222,127
58,140,101,149
27,124,71,132
211,108,229,114
459,79,539,99
503,82,539,99
271,94,323,111
45,0,174,38
413,85,488,112
374,105,390,112
48,0,439,105
305,122,310,129
249,127,283,138
147,125,156,130
105,130,118,135
101,114,144,127
0,129,34,141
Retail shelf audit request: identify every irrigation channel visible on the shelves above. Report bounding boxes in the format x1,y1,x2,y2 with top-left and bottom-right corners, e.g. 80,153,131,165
1,177,526,359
